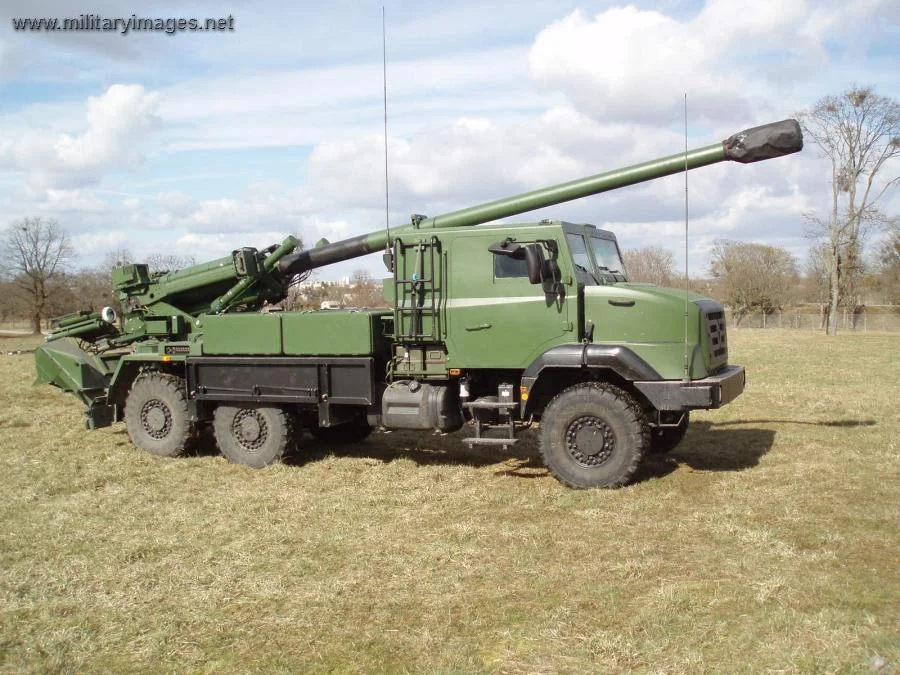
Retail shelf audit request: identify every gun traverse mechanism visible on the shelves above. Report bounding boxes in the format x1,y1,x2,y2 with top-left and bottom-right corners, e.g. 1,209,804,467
34,119,802,489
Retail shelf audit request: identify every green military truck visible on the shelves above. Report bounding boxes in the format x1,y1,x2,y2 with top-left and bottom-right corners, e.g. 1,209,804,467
34,119,802,488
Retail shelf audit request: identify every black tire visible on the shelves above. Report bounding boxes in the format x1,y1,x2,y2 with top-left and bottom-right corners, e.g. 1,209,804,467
540,382,649,489
213,405,292,468
649,412,690,454
309,416,372,446
124,372,191,458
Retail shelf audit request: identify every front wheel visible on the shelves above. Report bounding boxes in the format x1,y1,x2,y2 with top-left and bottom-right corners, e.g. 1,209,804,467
540,382,649,489
213,405,292,468
124,372,191,458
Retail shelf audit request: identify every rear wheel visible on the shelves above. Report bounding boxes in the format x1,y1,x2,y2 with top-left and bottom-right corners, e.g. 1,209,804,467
309,415,372,445
124,372,191,458
649,412,690,454
540,382,648,489
213,405,292,468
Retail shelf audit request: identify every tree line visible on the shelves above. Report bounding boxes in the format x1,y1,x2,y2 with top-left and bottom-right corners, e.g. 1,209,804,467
623,236,899,326
0,219,385,330
0,218,200,332
4,215,895,334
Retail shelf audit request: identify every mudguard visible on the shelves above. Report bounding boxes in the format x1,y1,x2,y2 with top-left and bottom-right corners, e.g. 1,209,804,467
520,343,661,416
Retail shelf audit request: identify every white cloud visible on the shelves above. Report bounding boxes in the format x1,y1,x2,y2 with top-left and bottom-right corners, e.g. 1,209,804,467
147,184,348,248
54,85,160,170
158,47,528,123
154,47,545,151
41,188,109,212
526,0,892,125
306,106,695,216
0,84,160,188
172,218,353,261
156,191,194,216
70,230,128,255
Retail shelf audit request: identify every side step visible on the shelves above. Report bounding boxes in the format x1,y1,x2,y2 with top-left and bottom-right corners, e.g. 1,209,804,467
462,398,518,449
461,437,517,448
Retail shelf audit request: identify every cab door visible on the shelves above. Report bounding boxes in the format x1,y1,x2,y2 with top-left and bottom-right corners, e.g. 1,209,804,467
444,234,572,369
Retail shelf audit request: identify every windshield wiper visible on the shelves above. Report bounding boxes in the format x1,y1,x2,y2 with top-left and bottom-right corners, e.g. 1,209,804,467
574,263,600,284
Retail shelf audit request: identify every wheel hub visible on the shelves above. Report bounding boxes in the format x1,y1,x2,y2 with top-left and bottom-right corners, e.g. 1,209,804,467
141,399,172,439
565,416,615,467
232,409,268,452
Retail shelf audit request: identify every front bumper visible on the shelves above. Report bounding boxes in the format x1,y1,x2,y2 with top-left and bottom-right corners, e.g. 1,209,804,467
634,365,745,411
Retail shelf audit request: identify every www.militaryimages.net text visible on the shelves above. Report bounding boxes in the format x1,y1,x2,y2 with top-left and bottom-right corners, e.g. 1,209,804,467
11,14,235,35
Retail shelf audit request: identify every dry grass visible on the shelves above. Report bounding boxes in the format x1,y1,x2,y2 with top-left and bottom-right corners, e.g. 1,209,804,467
1,331,897,673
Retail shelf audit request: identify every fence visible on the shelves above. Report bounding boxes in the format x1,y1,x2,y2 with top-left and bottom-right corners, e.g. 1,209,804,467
0,317,37,333
727,309,900,332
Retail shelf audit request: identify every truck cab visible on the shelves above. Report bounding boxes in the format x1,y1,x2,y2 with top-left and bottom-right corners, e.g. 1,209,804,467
380,219,743,487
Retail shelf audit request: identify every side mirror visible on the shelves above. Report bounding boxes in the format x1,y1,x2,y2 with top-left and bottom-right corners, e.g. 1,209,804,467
524,244,545,284
382,249,394,273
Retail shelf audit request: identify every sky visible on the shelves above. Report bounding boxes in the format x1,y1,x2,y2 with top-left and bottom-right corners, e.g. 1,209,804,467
0,0,897,281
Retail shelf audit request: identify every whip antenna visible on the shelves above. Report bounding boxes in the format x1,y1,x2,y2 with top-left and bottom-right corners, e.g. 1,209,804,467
382,6,390,245
682,94,690,383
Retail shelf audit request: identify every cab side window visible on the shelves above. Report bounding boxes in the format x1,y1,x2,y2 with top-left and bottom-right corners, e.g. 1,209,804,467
565,233,597,284
565,233,591,270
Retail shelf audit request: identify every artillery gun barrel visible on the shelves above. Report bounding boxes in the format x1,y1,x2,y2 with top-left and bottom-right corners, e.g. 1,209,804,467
278,119,802,277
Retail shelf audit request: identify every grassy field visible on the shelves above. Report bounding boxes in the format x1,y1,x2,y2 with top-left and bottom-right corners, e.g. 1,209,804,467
1,330,897,673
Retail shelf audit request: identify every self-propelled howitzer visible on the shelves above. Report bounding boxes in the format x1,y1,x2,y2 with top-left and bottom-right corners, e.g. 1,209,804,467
35,118,802,489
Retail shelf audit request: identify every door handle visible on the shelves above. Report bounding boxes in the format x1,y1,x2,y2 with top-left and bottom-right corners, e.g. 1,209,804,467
465,323,492,331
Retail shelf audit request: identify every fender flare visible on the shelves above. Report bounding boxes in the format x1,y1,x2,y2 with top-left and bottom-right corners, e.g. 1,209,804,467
107,358,186,408
520,344,661,416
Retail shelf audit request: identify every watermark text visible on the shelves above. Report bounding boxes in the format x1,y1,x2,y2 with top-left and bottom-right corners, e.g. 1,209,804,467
12,14,236,35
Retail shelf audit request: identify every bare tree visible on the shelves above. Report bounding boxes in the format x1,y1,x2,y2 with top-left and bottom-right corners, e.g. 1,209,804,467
99,248,196,274
1,217,75,333
350,268,386,308
799,86,899,334
873,218,900,304
145,252,197,273
69,269,118,314
709,240,798,325
803,242,833,327
0,279,27,326
101,247,135,270
622,246,676,285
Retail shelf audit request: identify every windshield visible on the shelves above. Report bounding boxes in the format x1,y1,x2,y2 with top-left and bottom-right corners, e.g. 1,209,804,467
590,237,624,274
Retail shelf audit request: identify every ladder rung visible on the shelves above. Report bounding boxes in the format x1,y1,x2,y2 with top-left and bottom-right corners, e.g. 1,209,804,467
461,437,518,447
463,401,517,410
470,423,515,432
